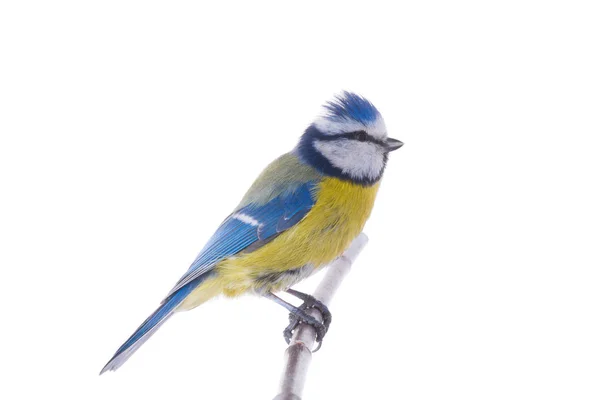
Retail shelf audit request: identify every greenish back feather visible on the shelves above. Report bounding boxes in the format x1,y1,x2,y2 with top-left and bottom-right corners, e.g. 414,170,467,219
236,152,323,209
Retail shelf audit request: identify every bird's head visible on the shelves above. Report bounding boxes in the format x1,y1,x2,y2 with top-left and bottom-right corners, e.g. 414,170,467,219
296,91,403,185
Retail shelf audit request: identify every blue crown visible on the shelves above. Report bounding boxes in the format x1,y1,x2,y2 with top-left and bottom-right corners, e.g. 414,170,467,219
323,92,381,124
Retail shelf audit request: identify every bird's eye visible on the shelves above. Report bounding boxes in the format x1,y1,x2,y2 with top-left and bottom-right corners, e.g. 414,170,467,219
354,131,368,142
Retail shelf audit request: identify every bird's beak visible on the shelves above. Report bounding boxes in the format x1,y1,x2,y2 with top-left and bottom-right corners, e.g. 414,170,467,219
385,137,404,152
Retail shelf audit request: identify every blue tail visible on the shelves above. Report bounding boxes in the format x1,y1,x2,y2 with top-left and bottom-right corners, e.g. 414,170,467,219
100,280,200,374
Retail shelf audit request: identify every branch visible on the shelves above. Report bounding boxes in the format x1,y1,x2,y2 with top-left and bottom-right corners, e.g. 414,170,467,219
273,233,369,400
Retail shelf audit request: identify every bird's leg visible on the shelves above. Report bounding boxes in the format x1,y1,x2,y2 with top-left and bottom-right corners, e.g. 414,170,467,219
285,288,332,332
263,292,327,345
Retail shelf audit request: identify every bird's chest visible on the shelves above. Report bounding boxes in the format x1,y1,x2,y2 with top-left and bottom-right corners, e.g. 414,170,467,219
295,177,381,260
217,178,380,294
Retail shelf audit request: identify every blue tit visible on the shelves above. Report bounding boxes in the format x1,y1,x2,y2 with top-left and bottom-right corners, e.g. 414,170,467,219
101,92,403,374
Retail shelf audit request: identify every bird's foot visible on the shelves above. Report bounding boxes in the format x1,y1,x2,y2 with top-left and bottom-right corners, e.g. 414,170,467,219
283,309,327,346
283,290,332,351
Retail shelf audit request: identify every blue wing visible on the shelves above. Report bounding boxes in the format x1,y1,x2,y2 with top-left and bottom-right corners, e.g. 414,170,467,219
165,181,318,297
102,181,318,374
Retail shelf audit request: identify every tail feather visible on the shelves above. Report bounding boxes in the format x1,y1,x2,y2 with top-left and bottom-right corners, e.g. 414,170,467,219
100,280,199,374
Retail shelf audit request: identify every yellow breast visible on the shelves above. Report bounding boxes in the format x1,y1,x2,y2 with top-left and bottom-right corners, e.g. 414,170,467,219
216,177,380,295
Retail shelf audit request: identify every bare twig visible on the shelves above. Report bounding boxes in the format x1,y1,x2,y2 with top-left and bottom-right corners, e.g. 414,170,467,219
273,233,369,400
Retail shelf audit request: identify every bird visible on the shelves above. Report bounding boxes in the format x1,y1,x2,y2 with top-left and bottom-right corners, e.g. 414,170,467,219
100,91,403,374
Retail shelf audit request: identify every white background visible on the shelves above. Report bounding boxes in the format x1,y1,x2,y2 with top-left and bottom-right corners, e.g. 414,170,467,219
1,1,599,399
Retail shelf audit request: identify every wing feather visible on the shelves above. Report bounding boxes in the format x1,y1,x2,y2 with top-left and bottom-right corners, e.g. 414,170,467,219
164,181,318,297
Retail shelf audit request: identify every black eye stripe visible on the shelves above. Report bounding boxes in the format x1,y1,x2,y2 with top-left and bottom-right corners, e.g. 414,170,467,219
344,131,386,146
314,130,386,146
353,131,368,141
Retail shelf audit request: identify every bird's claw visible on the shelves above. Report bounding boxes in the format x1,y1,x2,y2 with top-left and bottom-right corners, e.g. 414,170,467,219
283,311,327,345
282,294,332,351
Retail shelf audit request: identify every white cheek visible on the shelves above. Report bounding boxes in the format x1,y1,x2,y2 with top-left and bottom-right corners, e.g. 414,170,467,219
314,140,385,181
